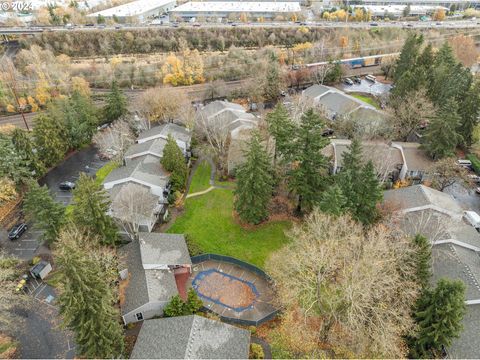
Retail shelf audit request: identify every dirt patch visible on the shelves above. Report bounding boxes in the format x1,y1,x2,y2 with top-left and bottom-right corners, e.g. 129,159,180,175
196,271,256,310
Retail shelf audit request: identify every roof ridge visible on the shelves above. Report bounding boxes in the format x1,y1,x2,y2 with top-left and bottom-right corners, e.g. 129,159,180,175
184,316,199,359
449,244,480,294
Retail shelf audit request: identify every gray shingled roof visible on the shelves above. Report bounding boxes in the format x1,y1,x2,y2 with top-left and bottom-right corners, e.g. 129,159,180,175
383,185,463,214
124,138,167,159
198,100,246,119
103,155,169,188
138,232,192,266
392,142,432,172
303,84,331,99
316,92,362,116
137,123,192,144
131,315,250,359
119,239,178,316
448,304,480,359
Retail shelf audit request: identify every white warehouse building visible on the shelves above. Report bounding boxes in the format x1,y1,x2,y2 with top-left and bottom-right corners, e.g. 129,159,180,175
352,4,449,16
171,1,301,19
88,0,176,20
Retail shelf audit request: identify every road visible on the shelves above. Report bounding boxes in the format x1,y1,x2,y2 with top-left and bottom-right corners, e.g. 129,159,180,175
1,19,480,34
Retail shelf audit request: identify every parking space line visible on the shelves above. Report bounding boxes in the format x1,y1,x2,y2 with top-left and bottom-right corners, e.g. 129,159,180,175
21,239,38,242
14,248,37,251
34,284,47,299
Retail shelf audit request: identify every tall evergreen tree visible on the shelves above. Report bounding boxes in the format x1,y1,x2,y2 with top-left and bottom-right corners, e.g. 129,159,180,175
234,131,273,224
423,99,463,160
11,128,45,177
0,135,32,184
287,109,330,213
458,81,480,147
103,80,127,123
412,234,432,289
265,103,296,166
161,134,187,192
72,173,118,245
393,34,423,83
33,114,69,167
56,228,124,358
23,180,66,244
337,139,382,225
263,60,283,103
411,279,466,358
355,161,382,225
318,184,346,217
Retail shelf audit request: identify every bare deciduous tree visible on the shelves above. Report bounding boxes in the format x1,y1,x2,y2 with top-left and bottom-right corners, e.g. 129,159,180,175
428,157,470,192
110,183,159,241
449,34,479,67
387,88,436,141
93,119,135,161
196,111,232,174
266,211,420,358
136,86,190,124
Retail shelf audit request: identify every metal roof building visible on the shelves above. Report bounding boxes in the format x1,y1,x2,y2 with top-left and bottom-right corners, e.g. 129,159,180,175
88,0,177,19
171,1,301,18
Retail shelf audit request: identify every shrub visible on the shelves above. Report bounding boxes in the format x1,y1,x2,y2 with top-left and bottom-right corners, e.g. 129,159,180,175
185,234,203,256
249,326,257,335
249,344,264,359
467,154,480,174
163,289,203,317
31,256,41,265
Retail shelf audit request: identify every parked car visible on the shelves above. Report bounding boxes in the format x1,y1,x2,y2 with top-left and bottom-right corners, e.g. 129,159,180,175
457,159,473,170
59,181,76,191
8,223,27,240
365,74,376,83
322,128,334,137
353,76,361,84
476,187,480,195
344,78,354,85
370,22,378,26
468,174,480,183
464,210,480,230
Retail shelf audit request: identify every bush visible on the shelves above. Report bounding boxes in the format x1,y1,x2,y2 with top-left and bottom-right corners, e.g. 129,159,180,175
31,256,41,265
249,326,257,335
467,154,480,174
249,344,264,359
185,234,203,256
164,289,203,317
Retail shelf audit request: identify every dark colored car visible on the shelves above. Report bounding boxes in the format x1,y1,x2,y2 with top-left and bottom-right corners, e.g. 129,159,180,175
59,181,76,191
344,77,354,86
353,76,361,84
322,128,334,137
8,223,27,240
370,22,378,26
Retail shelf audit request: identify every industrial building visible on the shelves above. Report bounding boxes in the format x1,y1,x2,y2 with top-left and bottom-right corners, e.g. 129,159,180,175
171,1,301,19
352,4,449,16
88,0,176,20
323,0,479,9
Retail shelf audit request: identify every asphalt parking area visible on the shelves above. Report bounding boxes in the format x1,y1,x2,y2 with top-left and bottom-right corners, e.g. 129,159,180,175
39,145,107,206
0,226,43,260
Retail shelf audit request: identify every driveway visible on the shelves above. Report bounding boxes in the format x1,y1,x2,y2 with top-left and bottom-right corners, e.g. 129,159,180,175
39,145,107,206
444,182,480,214
15,279,75,359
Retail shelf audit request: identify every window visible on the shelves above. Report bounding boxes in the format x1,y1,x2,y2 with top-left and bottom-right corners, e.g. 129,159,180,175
135,312,143,321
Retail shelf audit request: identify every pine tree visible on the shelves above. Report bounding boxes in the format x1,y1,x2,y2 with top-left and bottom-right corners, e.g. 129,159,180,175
337,138,363,210
265,103,296,166
161,135,187,192
0,135,32,184
103,80,127,123
287,109,330,213
412,279,466,358
318,184,346,217
354,161,382,225
33,114,69,167
263,60,283,103
393,34,423,83
56,228,124,358
23,180,66,244
412,234,432,289
423,99,462,160
11,129,46,178
234,131,273,224
72,173,118,245
458,81,480,147
164,295,188,317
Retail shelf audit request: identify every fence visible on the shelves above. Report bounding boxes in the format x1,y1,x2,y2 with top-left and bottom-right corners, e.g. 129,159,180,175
190,253,279,326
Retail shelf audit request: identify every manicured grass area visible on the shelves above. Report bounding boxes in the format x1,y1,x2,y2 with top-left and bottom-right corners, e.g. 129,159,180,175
351,93,380,109
168,188,291,268
189,161,212,194
95,160,120,185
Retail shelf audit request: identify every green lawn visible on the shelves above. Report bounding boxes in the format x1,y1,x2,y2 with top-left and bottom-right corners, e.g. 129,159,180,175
168,188,291,268
351,93,380,109
189,161,212,194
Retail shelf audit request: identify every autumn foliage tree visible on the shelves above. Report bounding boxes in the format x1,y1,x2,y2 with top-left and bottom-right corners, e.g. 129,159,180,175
266,211,420,358
162,40,205,86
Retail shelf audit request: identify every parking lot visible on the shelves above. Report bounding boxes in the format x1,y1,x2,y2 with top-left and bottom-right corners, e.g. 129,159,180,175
0,226,43,260
340,78,392,96
39,145,107,206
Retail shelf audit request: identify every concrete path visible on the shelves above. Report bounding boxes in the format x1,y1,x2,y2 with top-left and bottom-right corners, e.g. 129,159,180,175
186,186,215,199
183,156,217,201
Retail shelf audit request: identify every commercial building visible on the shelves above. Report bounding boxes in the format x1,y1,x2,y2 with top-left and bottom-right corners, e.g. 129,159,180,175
171,1,301,19
323,0,479,9
352,4,449,16
88,0,177,20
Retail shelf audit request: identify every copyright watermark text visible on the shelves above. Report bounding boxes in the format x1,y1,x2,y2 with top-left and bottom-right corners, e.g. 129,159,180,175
1,2,33,11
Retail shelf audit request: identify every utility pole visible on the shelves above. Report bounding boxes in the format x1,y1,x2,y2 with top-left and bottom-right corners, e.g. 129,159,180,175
5,62,30,131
